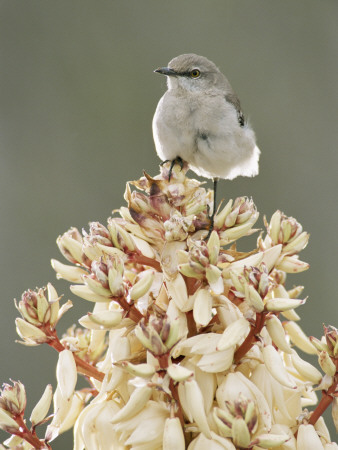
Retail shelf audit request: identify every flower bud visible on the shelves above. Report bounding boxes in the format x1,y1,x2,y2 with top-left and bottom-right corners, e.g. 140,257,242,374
276,255,309,273
250,433,290,448
262,345,297,389
231,417,251,448
297,424,324,450
163,417,185,450
291,350,322,384
217,317,250,351
30,384,53,426
120,362,156,378
0,381,26,416
193,288,212,327
130,270,155,301
167,364,193,382
184,379,211,438
318,351,336,377
56,350,77,401
57,227,89,266
15,318,48,345
283,321,317,354
108,219,135,252
207,231,220,265
0,409,20,432
265,297,305,312
110,385,152,424
164,212,191,241
265,315,292,353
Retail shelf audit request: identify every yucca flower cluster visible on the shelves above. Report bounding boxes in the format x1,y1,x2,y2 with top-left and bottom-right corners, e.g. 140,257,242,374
1,162,337,449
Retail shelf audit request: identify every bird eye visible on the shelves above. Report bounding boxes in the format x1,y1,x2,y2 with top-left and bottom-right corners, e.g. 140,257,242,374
190,69,201,78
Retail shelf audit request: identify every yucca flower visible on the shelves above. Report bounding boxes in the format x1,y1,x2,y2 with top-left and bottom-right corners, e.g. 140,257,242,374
0,163,337,449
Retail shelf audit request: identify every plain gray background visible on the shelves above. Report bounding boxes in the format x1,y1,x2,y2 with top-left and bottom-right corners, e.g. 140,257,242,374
1,1,337,447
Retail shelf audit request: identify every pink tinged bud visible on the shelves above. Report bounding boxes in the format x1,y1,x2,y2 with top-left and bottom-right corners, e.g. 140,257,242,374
276,255,309,273
265,297,306,312
130,270,155,301
15,318,48,345
30,384,53,426
57,228,85,265
36,290,49,323
51,259,88,283
282,231,309,255
213,407,234,437
179,262,204,279
0,409,19,432
0,381,26,416
163,317,180,349
283,321,317,354
82,275,112,297
262,345,297,389
56,350,77,401
222,220,258,242
224,205,240,228
297,424,324,450
245,284,264,312
193,288,213,327
70,284,112,303
268,211,282,244
318,351,336,377
214,199,233,229
163,417,185,450
131,235,156,259
265,315,292,354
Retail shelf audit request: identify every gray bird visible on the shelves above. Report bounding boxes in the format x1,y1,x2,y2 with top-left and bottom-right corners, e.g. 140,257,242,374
152,53,260,236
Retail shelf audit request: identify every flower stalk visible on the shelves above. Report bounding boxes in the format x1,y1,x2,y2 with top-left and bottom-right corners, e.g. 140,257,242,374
1,164,337,449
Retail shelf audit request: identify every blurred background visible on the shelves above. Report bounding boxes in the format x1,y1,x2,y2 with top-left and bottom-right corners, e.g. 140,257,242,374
0,0,337,447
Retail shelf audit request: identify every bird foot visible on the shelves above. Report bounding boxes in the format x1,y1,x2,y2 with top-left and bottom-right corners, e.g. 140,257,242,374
206,215,215,240
160,157,184,182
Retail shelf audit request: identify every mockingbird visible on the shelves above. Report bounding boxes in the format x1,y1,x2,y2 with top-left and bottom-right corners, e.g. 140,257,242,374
152,53,260,238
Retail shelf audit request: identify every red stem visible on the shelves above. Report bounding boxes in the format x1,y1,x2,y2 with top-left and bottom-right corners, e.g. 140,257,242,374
46,330,105,382
169,378,185,428
234,312,265,363
308,378,337,426
183,276,201,296
13,415,49,449
130,253,162,272
118,295,144,323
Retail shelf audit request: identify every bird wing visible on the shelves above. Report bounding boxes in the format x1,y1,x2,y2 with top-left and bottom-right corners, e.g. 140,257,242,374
225,93,245,127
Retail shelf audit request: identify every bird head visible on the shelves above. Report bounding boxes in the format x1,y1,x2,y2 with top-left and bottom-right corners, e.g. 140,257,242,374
154,53,225,93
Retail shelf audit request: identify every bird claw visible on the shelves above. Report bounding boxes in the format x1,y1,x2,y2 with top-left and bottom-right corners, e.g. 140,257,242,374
166,157,184,182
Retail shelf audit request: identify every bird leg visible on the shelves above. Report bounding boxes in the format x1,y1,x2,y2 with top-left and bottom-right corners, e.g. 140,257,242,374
160,157,184,182
206,177,219,240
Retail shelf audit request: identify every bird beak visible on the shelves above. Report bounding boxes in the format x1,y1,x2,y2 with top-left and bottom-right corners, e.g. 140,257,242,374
154,67,177,77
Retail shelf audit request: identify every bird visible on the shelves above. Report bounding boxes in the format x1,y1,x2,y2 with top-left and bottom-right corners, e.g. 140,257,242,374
152,53,260,238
